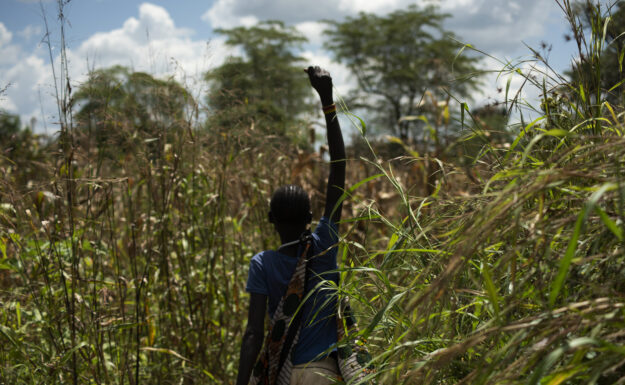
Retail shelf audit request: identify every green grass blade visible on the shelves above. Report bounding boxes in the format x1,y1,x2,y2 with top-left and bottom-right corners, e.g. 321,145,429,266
550,183,617,306
481,263,500,320
595,206,623,241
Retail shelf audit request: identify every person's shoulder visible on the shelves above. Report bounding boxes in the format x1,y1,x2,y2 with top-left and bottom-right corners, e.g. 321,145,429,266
250,249,276,261
250,250,275,268
248,250,279,279
314,216,338,234
316,216,337,228
313,216,339,246
318,216,334,225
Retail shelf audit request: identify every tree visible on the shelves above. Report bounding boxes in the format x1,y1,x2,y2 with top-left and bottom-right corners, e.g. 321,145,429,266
0,111,21,144
0,111,50,187
324,5,480,141
205,21,311,144
74,65,195,159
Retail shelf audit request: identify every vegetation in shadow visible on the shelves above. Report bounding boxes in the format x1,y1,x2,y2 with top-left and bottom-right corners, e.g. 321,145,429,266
1,0,624,384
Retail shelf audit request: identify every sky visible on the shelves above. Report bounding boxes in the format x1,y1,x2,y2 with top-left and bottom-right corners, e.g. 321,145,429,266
0,0,602,134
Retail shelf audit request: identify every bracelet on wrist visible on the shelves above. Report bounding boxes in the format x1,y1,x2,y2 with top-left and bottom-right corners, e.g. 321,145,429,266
322,103,337,115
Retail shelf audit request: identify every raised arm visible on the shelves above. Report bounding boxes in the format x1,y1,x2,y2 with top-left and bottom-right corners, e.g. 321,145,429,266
306,66,346,224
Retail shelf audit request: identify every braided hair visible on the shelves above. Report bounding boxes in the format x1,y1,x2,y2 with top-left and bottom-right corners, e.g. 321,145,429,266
269,185,312,225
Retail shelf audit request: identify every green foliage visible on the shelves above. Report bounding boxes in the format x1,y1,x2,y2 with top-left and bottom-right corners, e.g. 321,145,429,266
0,111,21,141
1,100,300,385
568,0,625,106
205,21,311,145
455,104,512,165
2,1,625,384
324,5,480,140
329,2,625,383
0,111,51,188
74,65,196,162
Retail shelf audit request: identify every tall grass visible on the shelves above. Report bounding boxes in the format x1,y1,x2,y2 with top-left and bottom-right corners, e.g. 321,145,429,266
337,1,625,383
1,0,624,384
0,2,310,384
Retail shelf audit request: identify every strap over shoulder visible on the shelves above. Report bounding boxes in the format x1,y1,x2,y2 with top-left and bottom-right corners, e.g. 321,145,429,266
249,231,313,385
277,230,313,254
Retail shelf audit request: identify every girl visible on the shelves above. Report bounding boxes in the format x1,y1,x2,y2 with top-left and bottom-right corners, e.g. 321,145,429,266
236,66,346,385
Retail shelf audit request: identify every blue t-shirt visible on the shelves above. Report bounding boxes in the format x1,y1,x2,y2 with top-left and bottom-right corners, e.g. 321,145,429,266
246,217,339,365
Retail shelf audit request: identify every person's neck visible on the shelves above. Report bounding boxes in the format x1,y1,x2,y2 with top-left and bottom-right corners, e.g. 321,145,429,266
276,224,307,243
276,241,300,258
275,224,309,257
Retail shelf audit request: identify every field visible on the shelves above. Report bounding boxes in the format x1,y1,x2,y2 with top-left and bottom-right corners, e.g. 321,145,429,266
1,1,624,384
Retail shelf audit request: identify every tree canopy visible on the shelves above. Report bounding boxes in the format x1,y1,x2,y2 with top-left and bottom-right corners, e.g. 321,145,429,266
0,111,21,144
324,5,480,140
205,21,311,144
0,111,49,186
74,65,195,157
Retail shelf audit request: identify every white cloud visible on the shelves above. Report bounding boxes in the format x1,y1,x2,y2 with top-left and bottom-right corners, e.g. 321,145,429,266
336,0,405,14
0,49,49,119
439,0,561,55
70,3,230,80
202,0,352,29
0,23,22,69
0,23,12,47
202,0,564,58
0,97,17,113
1,4,233,132
1,22,49,119
17,25,43,41
295,21,326,47
202,0,253,29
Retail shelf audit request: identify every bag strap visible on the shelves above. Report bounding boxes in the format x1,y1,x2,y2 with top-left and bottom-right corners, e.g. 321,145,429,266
249,233,313,385
277,234,313,370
